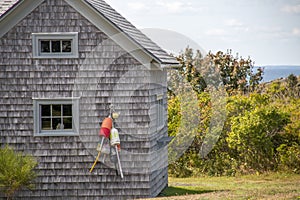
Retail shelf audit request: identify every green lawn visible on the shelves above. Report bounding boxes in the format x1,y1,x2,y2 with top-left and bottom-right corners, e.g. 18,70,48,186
156,173,300,200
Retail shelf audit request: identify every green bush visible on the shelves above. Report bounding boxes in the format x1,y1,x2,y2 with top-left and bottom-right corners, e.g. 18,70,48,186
0,146,38,200
167,49,299,177
277,143,300,174
227,106,290,171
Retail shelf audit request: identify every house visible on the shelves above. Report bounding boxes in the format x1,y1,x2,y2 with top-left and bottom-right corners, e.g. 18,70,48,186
0,0,178,199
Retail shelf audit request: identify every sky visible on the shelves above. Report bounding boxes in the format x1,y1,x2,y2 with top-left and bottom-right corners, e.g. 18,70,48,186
105,0,300,66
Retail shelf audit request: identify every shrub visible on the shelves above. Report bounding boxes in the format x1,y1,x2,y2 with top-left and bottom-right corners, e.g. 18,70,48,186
277,143,300,174
0,146,38,200
227,106,290,171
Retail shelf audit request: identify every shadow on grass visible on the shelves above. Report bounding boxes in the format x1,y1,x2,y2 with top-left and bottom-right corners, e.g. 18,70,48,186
158,186,217,197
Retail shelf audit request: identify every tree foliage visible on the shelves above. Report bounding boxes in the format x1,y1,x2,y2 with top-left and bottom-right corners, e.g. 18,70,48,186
176,48,264,94
226,95,290,171
0,146,37,200
168,48,300,177
208,50,263,94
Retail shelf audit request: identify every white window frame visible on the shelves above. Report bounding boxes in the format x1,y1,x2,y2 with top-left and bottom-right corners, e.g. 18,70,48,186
156,94,164,130
32,32,79,58
33,98,80,136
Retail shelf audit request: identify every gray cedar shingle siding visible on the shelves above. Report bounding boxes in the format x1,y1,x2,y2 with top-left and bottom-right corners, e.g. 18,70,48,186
0,0,170,199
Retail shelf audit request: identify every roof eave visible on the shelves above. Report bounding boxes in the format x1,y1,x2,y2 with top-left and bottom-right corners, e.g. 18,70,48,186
0,0,44,38
0,0,21,20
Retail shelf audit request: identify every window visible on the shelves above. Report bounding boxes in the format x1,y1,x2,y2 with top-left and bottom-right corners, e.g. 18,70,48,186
41,104,72,130
33,98,79,136
32,32,78,58
40,40,72,53
156,94,164,128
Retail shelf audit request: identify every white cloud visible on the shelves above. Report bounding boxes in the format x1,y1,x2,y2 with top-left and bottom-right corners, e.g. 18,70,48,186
157,2,181,13
127,2,147,11
156,1,195,13
256,26,282,33
205,28,227,36
224,19,244,27
251,26,292,41
292,28,300,36
224,19,249,32
204,28,241,44
281,4,300,14
125,1,196,14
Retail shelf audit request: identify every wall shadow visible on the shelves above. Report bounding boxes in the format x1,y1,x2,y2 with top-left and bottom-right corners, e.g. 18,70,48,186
159,186,220,197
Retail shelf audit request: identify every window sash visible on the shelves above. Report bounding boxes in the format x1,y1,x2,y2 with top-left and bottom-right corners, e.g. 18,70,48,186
32,32,78,58
40,104,73,131
40,40,72,54
33,98,79,136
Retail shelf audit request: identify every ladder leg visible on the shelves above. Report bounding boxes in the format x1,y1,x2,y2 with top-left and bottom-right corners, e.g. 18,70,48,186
115,145,123,178
90,138,104,173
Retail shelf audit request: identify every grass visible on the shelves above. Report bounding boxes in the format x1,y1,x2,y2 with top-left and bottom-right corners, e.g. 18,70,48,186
153,173,300,200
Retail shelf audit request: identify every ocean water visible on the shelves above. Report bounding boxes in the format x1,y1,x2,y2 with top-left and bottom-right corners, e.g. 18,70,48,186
254,66,300,82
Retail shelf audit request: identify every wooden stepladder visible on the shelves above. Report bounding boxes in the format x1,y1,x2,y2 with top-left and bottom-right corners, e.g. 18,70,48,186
89,117,112,173
89,107,123,178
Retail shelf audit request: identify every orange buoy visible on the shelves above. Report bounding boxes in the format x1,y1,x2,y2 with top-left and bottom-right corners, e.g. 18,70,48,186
101,117,113,130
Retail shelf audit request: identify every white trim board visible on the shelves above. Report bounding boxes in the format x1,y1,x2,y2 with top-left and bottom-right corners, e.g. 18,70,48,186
0,0,44,38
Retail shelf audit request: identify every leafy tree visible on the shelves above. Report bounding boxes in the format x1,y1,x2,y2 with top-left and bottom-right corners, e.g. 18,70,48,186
265,74,300,99
176,48,207,93
287,74,298,89
207,50,263,94
0,146,37,200
176,48,263,95
168,95,181,138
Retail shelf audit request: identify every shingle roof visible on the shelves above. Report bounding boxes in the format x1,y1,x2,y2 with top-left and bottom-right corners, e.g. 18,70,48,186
84,0,178,65
0,0,19,17
0,0,179,65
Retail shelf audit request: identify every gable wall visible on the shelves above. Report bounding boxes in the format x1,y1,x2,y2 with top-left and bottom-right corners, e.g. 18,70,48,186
0,0,167,199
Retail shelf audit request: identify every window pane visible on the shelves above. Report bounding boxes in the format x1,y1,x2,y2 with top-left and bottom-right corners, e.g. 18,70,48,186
41,40,50,52
63,117,72,129
52,118,62,130
51,40,61,52
41,105,51,116
62,40,72,52
63,105,72,116
52,105,61,116
41,118,51,130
